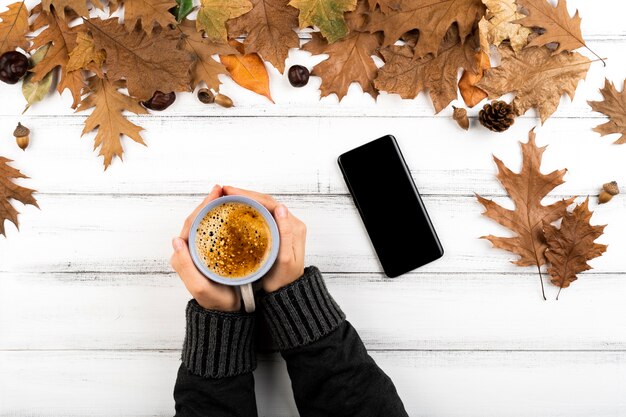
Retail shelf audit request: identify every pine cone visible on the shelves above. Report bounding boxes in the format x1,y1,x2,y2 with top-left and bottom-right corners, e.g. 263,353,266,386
479,100,515,132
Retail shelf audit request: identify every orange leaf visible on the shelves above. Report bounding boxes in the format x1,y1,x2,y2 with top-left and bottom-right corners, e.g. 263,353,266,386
220,51,273,102
458,50,490,108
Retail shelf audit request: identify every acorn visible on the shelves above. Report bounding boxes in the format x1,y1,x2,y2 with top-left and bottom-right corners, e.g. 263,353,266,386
598,181,619,204
215,94,233,108
197,88,215,104
452,106,469,130
13,122,30,150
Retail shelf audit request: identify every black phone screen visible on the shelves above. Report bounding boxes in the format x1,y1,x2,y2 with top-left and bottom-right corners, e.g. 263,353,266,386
338,135,443,277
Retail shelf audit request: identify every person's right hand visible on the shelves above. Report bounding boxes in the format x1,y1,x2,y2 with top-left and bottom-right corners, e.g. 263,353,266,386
223,186,307,293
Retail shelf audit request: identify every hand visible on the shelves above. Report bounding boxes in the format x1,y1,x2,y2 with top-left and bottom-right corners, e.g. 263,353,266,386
170,185,240,312
223,186,306,293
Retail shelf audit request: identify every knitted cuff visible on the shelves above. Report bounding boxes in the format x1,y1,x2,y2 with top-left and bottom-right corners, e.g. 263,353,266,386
259,266,345,351
181,300,256,378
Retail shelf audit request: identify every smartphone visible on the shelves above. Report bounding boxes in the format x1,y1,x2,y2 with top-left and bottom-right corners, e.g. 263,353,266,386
338,135,443,277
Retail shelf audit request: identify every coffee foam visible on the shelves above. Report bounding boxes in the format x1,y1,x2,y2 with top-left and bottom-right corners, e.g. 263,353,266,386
195,202,271,278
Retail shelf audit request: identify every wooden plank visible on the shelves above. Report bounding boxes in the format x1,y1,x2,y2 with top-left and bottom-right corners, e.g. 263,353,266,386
0,194,622,274
0,116,624,196
2,272,626,351
1,350,624,416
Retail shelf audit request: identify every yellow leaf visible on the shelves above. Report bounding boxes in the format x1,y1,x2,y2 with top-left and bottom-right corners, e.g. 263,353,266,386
67,31,105,73
289,0,357,43
196,0,252,43
478,0,531,53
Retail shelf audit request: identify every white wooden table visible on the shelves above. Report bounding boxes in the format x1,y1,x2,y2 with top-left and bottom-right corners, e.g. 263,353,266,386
1,1,626,415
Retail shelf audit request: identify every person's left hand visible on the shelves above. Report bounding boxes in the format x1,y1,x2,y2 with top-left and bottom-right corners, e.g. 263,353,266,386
170,185,241,312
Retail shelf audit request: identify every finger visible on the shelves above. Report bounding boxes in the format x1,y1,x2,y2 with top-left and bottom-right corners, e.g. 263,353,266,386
274,205,295,264
180,184,223,239
222,185,279,212
171,237,214,295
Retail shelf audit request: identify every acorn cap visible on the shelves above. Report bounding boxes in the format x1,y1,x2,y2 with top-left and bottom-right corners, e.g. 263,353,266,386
13,122,30,138
603,181,619,196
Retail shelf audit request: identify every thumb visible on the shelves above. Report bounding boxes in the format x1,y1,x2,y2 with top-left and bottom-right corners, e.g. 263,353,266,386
274,205,294,263
171,238,205,287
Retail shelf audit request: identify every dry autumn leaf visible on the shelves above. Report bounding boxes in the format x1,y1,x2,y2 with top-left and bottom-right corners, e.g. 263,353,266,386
30,7,85,108
86,18,193,100
77,76,148,169
197,0,252,43
366,0,400,13
22,44,54,112
375,27,478,113
41,0,97,19
476,129,575,299
588,78,626,145
366,0,485,57
0,156,38,237
228,0,299,73
516,0,585,55
290,0,357,43
67,30,105,73
478,0,531,53
544,198,607,299
178,20,235,91
458,50,490,108
220,43,273,102
476,46,590,123
0,2,30,55
118,0,177,33
303,3,380,100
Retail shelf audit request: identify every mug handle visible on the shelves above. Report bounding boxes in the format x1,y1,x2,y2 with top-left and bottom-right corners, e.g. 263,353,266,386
239,283,255,313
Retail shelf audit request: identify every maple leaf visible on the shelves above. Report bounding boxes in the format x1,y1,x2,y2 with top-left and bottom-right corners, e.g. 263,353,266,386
227,0,299,73
544,198,607,299
86,18,194,101
0,2,30,55
77,76,148,169
178,20,234,91
290,0,357,43
516,0,585,55
478,0,531,53
588,78,626,145
303,4,380,100
196,0,252,43
0,156,38,237
30,7,84,109
220,42,273,101
375,27,478,113
366,0,485,57
476,129,575,299
476,46,590,123
41,0,98,19
67,30,105,73
115,0,178,33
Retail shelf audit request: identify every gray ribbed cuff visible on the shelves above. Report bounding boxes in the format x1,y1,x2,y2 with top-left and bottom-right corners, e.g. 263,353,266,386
181,300,256,378
259,266,345,351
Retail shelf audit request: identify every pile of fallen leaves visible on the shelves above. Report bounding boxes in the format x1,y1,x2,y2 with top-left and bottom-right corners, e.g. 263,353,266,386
0,0,619,168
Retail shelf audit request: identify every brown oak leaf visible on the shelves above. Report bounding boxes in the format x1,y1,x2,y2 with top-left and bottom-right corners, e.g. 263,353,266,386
178,20,235,91
30,7,85,108
227,0,299,73
476,46,590,123
77,76,148,169
375,27,478,113
366,0,485,57
516,0,584,55
112,0,178,33
366,0,400,13
476,129,575,299
544,198,607,299
303,5,381,100
0,2,30,55
588,78,626,145
85,18,193,100
0,157,38,237
41,0,98,19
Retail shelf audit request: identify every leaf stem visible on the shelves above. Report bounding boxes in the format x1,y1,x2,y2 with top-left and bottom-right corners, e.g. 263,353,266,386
585,46,606,67
537,265,546,300
556,285,562,301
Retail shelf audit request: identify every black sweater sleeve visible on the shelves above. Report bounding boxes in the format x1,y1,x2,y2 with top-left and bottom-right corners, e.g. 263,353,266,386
259,267,409,417
173,300,258,417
